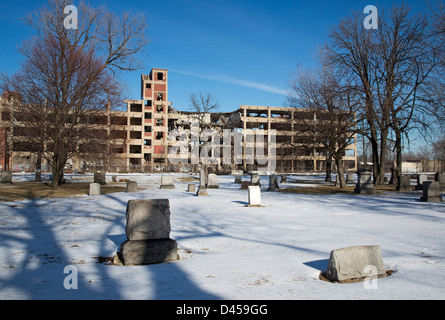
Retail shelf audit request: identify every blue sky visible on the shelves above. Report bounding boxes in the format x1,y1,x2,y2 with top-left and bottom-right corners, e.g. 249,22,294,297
0,0,431,115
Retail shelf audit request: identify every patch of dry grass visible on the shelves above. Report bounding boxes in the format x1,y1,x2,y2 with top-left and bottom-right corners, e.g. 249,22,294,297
0,182,126,202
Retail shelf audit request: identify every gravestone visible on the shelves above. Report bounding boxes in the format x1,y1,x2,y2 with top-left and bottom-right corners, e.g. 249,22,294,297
398,175,412,192
160,175,175,189
234,176,242,184
248,186,261,207
126,181,138,193
268,175,279,191
119,199,178,265
420,181,443,202
435,173,445,191
187,184,195,192
240,181,251,190
325,245,386,282
415,174,428,190
250,173,261,186
196,170,208,196
354,170,375,194
94,172,106,185
0,171,12,184
89,182,101,196
206,173,219,189
346,172,354,183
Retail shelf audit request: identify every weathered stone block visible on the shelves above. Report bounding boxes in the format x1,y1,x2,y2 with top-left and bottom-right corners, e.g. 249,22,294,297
126,181,138,193
325,245,386,282
125,199,171,241
119,238,178,265
268,175,279,191
250,173,260,186
240,181,251,190
160,175,175,189
234,176,242,184
89,182,101,196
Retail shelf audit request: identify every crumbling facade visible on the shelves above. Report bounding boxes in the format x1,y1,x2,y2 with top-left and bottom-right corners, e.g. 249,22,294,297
0,68,357,173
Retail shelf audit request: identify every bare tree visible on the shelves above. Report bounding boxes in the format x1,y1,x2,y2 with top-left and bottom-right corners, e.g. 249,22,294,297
288,47,357,188
1,0,147,188
329,4,438,185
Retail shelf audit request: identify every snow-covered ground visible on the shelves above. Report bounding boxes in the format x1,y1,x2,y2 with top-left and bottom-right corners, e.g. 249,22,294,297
0,173,444,300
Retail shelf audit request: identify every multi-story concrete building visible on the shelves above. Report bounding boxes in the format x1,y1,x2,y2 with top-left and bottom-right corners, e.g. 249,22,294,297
0,68,357,173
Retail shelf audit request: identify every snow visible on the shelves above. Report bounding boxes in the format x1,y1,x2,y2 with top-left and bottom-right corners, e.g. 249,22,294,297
1,173,444,300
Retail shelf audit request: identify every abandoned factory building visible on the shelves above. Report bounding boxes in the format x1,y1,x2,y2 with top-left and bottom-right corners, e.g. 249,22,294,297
0,68,357,173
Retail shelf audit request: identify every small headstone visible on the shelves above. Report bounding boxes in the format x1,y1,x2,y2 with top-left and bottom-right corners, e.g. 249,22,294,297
435,173,445,191
187,184,196,192
0,171,12,184
89,182,101,196
234,176,242,184
119,199,178,265
248,186,261,207
354,170,375,194
126,181,138,193
398,175,412,192
196,170,208,196
415,174,428,190
420,181,443,202
251,173,260,186
94,172,106,185
206,173,219,189
346,172,354,183
160,175,175,189
240,181,251,190
268,175,279,191
325,245,386,282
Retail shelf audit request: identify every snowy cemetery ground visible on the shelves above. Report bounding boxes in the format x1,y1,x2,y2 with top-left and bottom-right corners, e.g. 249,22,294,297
0,172,444,300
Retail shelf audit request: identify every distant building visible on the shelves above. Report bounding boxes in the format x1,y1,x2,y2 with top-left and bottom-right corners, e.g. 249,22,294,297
0,68,357,173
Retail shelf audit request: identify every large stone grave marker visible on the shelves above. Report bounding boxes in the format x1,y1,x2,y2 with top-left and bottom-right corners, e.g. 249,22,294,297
234,176,242,184
420,181,443,202
160,175,175,189
206,173,219,189
354,170,375,194
325,245,386,282
119,199,178,265
248,186,261,207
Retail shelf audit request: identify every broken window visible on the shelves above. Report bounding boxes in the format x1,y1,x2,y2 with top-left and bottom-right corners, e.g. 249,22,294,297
157,72,164,80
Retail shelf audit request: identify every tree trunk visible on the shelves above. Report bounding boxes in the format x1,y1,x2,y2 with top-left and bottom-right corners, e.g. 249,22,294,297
51,154,65,189
395,130,403,189
335,156,346,188
35,151,42,182
325,154,333,181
